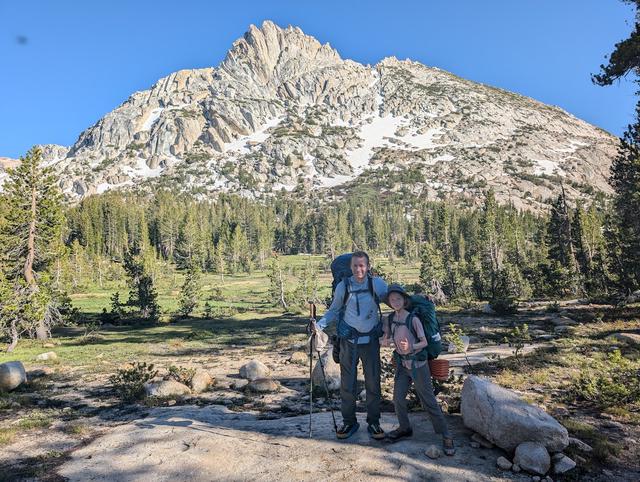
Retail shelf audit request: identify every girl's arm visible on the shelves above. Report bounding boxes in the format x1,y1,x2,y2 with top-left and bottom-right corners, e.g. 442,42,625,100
380,314,392,346
411,316,428,351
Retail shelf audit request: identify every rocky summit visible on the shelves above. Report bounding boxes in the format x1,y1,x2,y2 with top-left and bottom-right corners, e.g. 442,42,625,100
4,21,618,209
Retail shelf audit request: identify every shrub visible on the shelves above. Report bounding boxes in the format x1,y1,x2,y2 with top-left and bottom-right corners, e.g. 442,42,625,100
167,365,196,387
109,362,157,401
490,297,518,315
572,350,640,410
503,323,531,362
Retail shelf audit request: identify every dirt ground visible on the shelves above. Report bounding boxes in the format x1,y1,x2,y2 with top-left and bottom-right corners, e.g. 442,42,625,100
1,302,639,481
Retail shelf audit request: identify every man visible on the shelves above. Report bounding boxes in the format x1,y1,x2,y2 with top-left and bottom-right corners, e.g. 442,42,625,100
314,251,388,440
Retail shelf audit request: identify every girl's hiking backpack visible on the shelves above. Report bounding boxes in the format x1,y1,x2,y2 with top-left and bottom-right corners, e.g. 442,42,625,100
390,295,443,361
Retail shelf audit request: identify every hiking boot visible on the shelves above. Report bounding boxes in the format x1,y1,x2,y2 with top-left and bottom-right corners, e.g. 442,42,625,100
367,422,385,440
386,427,413,442
443,437,456,456
336,422,359,439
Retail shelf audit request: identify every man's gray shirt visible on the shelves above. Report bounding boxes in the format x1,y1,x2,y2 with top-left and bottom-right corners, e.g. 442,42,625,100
318,276,388,335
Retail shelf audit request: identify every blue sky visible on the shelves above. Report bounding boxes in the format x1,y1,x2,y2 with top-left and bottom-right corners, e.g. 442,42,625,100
0,0,636,158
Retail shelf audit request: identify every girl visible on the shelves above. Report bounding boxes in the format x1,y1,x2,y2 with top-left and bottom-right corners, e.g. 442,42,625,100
381,283,455,455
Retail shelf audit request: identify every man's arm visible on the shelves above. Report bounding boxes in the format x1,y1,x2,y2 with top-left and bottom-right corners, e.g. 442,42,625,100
374,277,388,301
317,281,346,330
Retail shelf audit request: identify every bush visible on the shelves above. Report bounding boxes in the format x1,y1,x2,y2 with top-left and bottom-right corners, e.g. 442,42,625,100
167,365,196,387
490,297,518,315
503,323,531,361
572,350,640,410
109,362,158,401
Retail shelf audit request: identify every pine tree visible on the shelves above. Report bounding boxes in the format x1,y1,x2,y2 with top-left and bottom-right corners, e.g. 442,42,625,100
177,262,201,317
123,247,160,321
593,0,640,293
0,147,64,347
546,187,580,296
419,243,447,304
267,255,288,310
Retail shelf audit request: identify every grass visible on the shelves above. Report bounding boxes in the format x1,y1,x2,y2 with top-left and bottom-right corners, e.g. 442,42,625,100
17,410,54,429
561,418,623,464
0,427,16,446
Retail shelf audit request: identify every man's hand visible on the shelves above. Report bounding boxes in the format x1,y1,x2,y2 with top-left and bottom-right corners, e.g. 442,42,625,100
308,320,320,335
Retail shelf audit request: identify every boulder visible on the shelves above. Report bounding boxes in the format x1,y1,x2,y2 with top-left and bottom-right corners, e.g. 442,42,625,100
425,445,442,459
496,456,512,470
247,378,279,393
568,437,592,453
36,351,58,361
191,370,214,393
552,454,576,474
144,380,191,397
239,360,270,381
288,352,308,365
230,379,249,390
460,376,569,452
0,361,27,391
513,442,550,476
511,463,521,473
311,351,340,392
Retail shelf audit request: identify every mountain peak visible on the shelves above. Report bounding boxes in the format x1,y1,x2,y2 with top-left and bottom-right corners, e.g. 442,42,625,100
220,20,341,86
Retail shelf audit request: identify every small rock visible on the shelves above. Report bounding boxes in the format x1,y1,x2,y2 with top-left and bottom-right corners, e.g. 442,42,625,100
425,445,442,459
532,477,541,482
553,325,576,335
288,352,308,365
470,441,481,449
607,332,640,346
513,441,551,475
512,464,521,473
0,361,27,391
247,378,279,393
552,454,576,474
144,380,191,398
239,360,270,381
567,437,592,453
602,469,614,477
358,389,366,401
43,343,55,348
574,455,587,465
230,379,249,390
482,303,496,315
36,351,58,361
601,420,624,430
167,399,176,406
471,432,495,449
497,456,512,470
550,406,570,418
191,369,214,393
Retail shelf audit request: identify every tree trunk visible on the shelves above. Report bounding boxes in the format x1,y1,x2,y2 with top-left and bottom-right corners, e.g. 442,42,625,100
24,176,48,340
6,319,19,353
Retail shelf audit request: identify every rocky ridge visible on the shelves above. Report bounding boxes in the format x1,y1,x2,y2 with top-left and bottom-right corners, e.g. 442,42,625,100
3,21,619,210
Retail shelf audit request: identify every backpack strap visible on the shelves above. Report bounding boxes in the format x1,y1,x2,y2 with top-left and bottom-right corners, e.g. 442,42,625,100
405,310,419,341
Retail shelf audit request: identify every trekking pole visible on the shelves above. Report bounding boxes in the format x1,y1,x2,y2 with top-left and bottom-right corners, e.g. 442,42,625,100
310,303,339,435
308,303,314,438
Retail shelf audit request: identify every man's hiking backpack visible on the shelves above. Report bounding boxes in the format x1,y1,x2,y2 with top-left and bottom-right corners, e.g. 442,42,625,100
390,295,443,361
329,253,382,362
